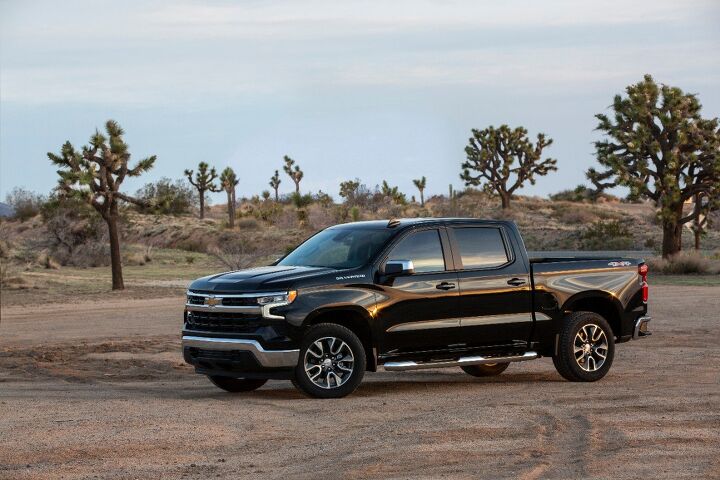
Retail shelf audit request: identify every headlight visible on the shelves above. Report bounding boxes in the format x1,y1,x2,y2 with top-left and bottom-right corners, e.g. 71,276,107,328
257,290,297,305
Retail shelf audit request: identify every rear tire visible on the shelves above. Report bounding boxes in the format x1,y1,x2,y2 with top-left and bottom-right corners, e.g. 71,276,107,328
461,362,510,377
208,376,268,392
293,323,366,399
552,311,615,382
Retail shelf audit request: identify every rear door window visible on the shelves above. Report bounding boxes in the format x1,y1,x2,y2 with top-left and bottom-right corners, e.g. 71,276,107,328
453,228,509,269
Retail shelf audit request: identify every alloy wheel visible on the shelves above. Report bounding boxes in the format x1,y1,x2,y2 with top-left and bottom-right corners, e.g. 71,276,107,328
574,323,608,372
304,336,355,389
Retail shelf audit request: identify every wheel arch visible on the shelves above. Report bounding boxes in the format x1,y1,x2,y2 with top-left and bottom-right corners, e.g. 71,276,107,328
562,291,624,338
304,306,376,371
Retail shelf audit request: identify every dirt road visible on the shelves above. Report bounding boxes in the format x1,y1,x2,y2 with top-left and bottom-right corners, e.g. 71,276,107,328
1,285,719,479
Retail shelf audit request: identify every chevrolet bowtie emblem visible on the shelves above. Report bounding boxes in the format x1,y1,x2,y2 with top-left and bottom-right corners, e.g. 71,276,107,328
205,296,221,307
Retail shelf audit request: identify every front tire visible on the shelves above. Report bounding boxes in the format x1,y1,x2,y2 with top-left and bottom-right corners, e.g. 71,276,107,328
208,376,268,392
293,323,366,399
461,362,510,377
552,312,615,382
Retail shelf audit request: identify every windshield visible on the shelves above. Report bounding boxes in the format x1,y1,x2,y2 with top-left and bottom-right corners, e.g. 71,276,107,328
277,228,394,269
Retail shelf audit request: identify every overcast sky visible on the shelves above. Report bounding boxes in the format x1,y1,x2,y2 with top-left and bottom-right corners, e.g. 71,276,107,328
1,0,719,203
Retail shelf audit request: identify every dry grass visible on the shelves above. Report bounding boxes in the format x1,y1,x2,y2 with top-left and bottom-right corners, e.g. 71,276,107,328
646,252,720,275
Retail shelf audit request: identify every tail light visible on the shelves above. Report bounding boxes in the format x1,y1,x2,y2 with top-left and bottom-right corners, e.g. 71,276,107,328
639,264,649,302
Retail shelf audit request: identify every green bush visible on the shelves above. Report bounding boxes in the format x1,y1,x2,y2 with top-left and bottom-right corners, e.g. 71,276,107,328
5,187,46,222
579,220,633,250
134,178,196,215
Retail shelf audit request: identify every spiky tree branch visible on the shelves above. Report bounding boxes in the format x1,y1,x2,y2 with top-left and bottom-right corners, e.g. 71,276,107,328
460,125,556,209
184,162,220,219
269,170,281,201
283,155,304,194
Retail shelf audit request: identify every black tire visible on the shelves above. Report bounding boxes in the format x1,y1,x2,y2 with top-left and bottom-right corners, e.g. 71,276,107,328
208,376,268,392
461,362,510,377
293,323,366,399
552,311,615,382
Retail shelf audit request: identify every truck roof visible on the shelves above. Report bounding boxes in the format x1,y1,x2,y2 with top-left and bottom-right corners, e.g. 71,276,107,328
330,218,514,230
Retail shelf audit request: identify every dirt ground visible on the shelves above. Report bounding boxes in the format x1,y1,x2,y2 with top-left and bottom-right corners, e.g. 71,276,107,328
1,285,719,479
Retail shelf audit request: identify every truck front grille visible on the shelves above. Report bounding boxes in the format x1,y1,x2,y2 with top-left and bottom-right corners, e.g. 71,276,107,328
185,311,263,334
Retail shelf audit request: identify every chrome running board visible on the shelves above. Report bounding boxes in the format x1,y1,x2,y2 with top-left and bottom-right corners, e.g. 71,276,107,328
383,351,538,372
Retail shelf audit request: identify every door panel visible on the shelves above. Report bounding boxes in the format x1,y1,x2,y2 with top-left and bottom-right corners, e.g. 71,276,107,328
449,226,534,348
376,272,460,353
374,228,462,354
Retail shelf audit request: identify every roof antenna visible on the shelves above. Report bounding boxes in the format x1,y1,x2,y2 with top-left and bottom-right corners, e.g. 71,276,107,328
387,219,401,228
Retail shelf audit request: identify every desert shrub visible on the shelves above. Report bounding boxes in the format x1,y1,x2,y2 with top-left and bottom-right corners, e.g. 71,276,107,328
646,252,716,274
5,187,46,222
209,239,269,270
557,208,597,225
307,204,335,230
175,237,208,253
125,253,147,266
579,220,633,250
314,191,334,208
134,178,196,215
40,196,106,266
350,206,361,222
273,209,299,229
251,200,283,222
290,192,313,209
237,217,259,230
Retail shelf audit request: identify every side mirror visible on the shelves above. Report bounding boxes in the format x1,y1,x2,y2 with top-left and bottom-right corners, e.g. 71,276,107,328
384,259,415,276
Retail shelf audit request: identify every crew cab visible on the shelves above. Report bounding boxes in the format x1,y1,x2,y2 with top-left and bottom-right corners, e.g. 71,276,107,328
182,218,651,398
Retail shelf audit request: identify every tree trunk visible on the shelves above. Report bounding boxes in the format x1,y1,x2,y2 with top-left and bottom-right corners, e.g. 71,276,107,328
661,215,683,258
106,212,124,290
199,190,205,219
226,191,234,228
274,188,279,202
420,190,424,207
295,182,300,194
500,192,511,209
693,194,701,250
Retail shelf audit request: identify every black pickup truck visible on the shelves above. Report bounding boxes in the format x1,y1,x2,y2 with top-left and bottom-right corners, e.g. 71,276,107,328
183,218,651,398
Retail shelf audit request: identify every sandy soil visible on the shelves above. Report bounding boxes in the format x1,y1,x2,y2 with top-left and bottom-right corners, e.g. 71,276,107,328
1,285,719,479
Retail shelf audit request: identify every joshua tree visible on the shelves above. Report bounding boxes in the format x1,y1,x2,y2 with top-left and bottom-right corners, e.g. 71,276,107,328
48,120,156,290
413,176,427,206
460,125,556,209
269,170,282,201
381,180,407,205
219,167,239,228
184,162,220,219
283,155,304,194
339,179,361,205
586,75,720,257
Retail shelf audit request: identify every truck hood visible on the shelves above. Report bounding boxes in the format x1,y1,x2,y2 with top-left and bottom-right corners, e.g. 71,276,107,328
188,265,335,292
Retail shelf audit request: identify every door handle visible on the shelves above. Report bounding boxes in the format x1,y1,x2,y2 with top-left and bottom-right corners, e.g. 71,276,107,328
507,277,526,287
436,282,456,290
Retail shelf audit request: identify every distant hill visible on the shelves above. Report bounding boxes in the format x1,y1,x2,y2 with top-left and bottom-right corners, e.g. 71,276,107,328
0,202,16,218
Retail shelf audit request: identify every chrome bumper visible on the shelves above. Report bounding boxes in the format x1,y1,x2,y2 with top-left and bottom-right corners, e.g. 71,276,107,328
182,336,299,368
633,316,651,339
